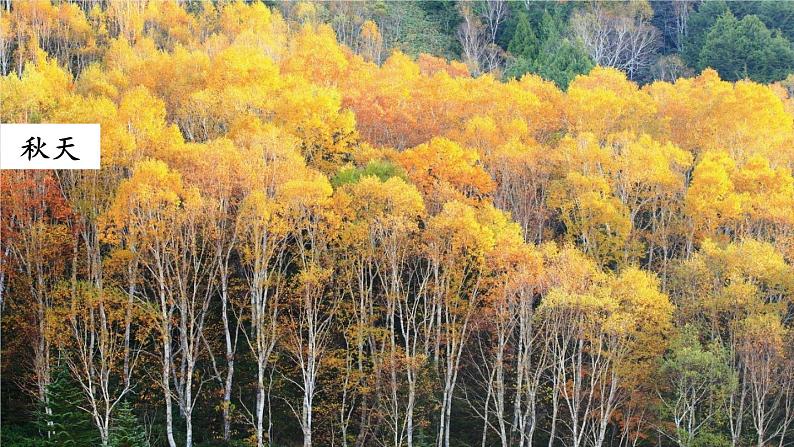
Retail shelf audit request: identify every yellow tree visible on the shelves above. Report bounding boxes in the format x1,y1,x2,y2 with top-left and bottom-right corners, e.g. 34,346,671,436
278,167,337,447
180,43,279,142
104,159,209,447
274,78,357,175
174,138,247,442
334,174,427,446
540,248,672,447
359,20,383,64
732,154,794,239
478,138,553,243
397,137,495,213
218,1,288,60
684,151,744,252
566,67,657,140
281,23,350,88
46,93,142,447
233,122,308,447
648,69,794,164
608,132,692,270
549,171,632,268
237,187,289,447
464,239,544,447
424,201,520,447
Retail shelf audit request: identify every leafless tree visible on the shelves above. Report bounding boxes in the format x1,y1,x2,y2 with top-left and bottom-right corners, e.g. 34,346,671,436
650,55,692,82
571,2,661,80
482,0,509,44
458,6,488,76
457,5,504,76
673,0,693,52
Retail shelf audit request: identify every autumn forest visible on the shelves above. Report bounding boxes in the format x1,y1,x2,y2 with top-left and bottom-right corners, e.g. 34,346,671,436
1,1,794,447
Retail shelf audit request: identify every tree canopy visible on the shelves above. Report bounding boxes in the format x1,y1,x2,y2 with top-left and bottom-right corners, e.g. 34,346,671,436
1,2,794,447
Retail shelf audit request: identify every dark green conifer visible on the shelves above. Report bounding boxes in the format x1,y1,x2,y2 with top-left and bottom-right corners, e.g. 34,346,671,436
34,365,99,447
109,401,149,447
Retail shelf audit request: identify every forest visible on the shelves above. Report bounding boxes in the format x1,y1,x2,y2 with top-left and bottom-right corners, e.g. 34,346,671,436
0,1,793,447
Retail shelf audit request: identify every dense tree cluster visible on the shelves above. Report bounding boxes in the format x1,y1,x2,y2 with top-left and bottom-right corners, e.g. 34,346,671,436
247,0,794,86
1,2,794,447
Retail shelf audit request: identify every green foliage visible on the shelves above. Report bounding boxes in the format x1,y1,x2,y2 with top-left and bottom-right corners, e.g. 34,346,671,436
507,12,538,61
659,326,735,447
661,327,733,397
531,39,594,90
33,365,99,447
690,429,731,447
683,1,794,83
331,160,406,187
698,11,794,82
378,1,460,59
682,0,729,67
417,0,462,41
109,401,149,447
1,424,39,447
524,1,578,32
728,0,794,42
505,10,593,89
504,56,533,82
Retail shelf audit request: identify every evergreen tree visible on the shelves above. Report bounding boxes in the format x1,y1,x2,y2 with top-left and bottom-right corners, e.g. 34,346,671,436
109,401,149,447
33,365,99,447
506,9,593,89
530,37,593,89
507,11,538,61
699,11,794,82
682,0,729,67
728,0,794,42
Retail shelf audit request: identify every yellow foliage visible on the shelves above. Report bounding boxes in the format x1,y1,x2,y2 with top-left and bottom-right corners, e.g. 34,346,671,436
102,158,202,247
397,137,495,209
647,69,794,163
6,4,794,444
685,151,744,238
282,24,350,86
566,67,657,139
549,172,632,266
0,55,73,122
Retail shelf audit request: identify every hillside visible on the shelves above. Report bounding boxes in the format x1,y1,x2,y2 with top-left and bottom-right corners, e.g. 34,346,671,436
1,2,793,447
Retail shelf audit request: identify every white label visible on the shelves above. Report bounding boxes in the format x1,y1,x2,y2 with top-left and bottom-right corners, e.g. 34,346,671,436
0,124,101,170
